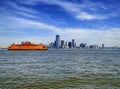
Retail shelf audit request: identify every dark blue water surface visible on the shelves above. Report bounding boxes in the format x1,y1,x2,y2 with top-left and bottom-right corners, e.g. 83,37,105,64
0,49,120,89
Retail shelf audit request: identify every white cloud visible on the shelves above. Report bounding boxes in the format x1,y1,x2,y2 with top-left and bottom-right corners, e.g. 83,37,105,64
13,17,62,33
0,16,62,33
76,12,97,20
7,1,39,14
32,0,120,20
1,1,39,19
76,12,106,20
2,0,118,21
0,29,23,33
13,11,37,18
32,0,107,20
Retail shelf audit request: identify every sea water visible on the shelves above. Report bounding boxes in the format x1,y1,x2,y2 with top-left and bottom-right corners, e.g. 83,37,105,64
0,49,120,89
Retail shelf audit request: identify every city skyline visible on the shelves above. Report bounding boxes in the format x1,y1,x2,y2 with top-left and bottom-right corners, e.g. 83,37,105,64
0,0,120,47
49,35,104,49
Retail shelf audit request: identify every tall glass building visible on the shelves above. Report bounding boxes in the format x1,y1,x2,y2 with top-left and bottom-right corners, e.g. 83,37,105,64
61,40,64,48
56,35,60,48
72,39,75,48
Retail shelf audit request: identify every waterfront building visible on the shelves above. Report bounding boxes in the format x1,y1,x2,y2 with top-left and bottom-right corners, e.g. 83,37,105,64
74,43,76,48
55,35,60,48
61,40,64,48
64,41,69,49
89,45,99,49
80,43,86,48
72,39,75,48
54,41,56,48
49,42,54,48
68,42,72,48
102,44,104,48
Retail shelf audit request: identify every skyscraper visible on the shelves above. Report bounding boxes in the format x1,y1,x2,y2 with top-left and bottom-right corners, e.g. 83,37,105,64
64,41,69,49
61,40,64,48
54,41,56,48
56,35,60,48
68,42,72,48
72,39,75,48
102,44,104,48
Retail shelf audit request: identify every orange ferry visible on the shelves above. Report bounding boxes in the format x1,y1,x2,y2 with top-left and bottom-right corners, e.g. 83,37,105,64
8,41,47,50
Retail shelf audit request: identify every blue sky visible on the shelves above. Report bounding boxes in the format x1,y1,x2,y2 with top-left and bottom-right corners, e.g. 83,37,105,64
0,0,120,47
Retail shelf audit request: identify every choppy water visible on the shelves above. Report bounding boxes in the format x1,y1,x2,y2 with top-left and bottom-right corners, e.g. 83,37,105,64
0,49,120,89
